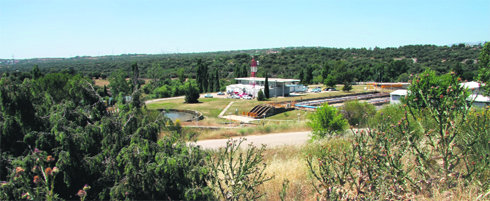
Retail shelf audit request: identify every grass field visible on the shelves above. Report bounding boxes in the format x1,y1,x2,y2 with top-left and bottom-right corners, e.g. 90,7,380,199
146,84,372,139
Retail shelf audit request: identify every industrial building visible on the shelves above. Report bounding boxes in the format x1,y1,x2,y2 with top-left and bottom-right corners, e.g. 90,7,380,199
225,57,304,98
226,77,302,98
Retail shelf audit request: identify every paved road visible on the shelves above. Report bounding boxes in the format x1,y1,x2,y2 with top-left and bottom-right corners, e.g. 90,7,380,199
189,131,311,149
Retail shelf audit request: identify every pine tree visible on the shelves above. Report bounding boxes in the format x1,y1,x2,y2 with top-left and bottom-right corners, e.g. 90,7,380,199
264,73,270,98
215,69,220,92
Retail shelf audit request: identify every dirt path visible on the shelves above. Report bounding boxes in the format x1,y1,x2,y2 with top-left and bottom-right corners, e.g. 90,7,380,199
189,131,311,149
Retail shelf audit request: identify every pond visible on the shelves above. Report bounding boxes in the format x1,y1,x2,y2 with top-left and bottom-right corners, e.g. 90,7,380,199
161,109,202,122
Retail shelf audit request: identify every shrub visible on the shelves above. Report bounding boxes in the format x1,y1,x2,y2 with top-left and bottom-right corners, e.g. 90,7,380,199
342,81,352,92
208,138,273,200
342,100,375,127
307,103,348,139
185,82,200,103
257,90,266,101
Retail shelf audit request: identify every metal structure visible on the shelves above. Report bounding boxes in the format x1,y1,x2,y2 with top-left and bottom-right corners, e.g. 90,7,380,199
251,57,257,88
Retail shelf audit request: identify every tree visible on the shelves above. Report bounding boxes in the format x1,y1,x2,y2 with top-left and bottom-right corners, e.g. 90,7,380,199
31,65,41,79
298,70,305,84
177,68,186,83
304,67,313,84
185,82,200,103
108,69,130,96
342,81,352,92
264,73,270,98
324,74,337,88
215,69,220,92
478,42,490,96
257,89,266,101
307,103,348,139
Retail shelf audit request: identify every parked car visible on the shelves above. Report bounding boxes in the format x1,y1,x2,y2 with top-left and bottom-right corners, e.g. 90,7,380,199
204,94,213,98
311,87,322,93
243,95,253,100
324,87,338,91
217,92,225,95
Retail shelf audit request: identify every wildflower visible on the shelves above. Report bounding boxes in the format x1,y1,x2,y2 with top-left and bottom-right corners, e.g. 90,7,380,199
33,175,41,184
46,155,55,162
77,189,87,198
0,181,8,187
33,148,41,153
21,192,31,200
83,184,91,191
45,167,53,176
15,167,25,174
440,94,444,99
31,166,38,173
52,167,59,174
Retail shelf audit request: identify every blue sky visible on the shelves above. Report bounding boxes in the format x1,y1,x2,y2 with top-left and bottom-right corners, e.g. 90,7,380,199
1,0,489,59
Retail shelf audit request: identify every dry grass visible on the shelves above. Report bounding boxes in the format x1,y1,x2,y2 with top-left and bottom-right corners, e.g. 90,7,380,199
252,139,488,201
191,121,310,140
93,78,110,87
259,145,316,201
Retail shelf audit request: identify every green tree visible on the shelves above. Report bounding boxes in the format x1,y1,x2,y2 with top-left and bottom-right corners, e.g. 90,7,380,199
478,42,490,95
31,65,42,79
177,68,186,83
108,69,130,96
185,81,200,103
308,103,348,139
264,73,270,98
257,89,266,101
342,81,352,92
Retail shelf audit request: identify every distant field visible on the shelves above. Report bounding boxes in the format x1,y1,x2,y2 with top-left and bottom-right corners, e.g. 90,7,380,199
93,78,151,87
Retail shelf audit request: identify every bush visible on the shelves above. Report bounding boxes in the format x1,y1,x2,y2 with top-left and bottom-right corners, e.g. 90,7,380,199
307,103,348,139
185,82,200,103
208,138,273,200
342,81,352,92
257,90,266,101
342,100,376,127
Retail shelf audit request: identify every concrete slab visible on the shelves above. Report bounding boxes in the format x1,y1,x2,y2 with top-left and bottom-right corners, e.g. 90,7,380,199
221,115,256,123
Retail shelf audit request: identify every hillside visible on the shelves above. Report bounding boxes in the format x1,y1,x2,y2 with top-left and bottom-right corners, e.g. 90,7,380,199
0,44,484,82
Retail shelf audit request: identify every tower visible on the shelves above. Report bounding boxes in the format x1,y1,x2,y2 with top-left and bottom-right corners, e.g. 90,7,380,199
251,57,257,88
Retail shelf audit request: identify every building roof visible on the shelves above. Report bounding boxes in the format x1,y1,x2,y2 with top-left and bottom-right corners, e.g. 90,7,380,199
390,89,408,96
235,77,300,83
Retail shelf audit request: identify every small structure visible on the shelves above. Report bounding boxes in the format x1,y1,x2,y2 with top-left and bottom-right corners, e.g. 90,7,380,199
390,89,407,104
461,81,489,107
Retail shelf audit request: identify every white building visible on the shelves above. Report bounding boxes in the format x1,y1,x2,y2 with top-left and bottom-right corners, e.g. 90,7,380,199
226,77,301,97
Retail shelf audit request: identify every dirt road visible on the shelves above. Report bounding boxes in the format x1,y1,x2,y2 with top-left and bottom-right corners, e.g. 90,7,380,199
189,131,311,149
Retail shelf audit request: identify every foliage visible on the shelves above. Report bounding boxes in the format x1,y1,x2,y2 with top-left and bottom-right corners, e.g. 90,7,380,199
0,72,214,200
2,45,482,84
307,103,348,139
108,69,131,96
405,69,470,108
257,89,266,101
342,100,376,127
477,42,490,95
208,138,273,201
185,81,200,103
308,68,490,199
264,73,270,99
342,81,352,92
